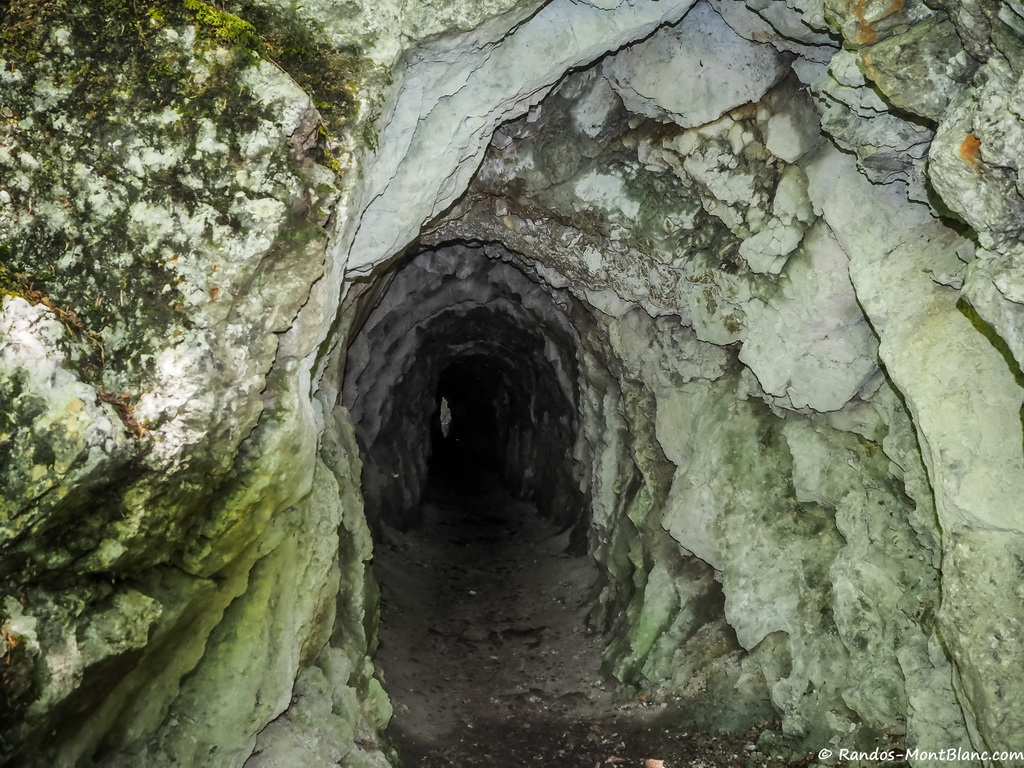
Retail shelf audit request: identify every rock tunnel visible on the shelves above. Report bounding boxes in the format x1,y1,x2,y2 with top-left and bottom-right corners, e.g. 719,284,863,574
2,0,1024,766
344,245,584,540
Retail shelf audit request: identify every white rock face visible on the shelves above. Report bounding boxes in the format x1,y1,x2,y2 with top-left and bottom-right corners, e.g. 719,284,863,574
810,145,1024,534
765,109,818,163
568,71,621,138
0,297,131,540
811,144,1024,753
708,0,835,62
343,0,700,275
737,165,815,273
343,0,1023,757
740,222,879,412
401,1,1014,753
604,0,789,128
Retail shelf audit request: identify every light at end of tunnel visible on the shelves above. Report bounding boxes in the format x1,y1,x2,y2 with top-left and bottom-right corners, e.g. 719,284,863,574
440,396,452,438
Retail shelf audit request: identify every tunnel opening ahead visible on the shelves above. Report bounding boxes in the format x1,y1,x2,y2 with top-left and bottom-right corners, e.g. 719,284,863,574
343,244,586,536
342,243,760,765
342,245,618,762
429,358,507,481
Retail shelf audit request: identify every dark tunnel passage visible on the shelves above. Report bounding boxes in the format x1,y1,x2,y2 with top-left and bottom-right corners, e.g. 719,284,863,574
343,245,585,536
343,245,751,764
342,245,602,762
430,358,507,478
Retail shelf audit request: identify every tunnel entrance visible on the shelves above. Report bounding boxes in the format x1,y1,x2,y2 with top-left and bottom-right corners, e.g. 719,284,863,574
343,245,586,534
343,245,759,765
342,245,624,763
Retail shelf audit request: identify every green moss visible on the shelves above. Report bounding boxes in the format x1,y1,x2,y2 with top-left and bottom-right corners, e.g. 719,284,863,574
957,297,1024,389
183,0,258,46
0,1,286,390
0,0,65,64
2,0,381,141
0,259,25,300
360,114,382,153
0,0,356,584
222,1,383,147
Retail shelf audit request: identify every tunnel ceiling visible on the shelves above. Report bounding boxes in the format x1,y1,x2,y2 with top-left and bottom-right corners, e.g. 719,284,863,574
423,65,879,416
344,245,584,531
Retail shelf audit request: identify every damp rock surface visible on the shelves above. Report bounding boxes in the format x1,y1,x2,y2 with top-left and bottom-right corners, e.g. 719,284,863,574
376,472,787,767
3,0,1024,765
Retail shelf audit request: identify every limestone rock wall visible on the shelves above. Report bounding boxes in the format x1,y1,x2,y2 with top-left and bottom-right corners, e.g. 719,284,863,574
0,3,391,766
416,0,1024,759
565,303,958,750
3,0,1024,765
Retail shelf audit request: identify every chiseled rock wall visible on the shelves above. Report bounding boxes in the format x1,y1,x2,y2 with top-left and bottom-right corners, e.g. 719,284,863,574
421,0,1024,759
2,0,1024,765
343,246,582,534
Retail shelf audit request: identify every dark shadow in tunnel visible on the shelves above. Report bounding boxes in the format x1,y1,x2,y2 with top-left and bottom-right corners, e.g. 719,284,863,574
344,245,588,545
342,246,636,764
428,359,506,486
374,433,609,768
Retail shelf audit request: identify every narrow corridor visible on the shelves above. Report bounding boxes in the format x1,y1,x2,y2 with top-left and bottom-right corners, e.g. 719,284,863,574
374,469,767,767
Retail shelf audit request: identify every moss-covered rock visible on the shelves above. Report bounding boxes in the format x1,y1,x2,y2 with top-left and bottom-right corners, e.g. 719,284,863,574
0,2,384,764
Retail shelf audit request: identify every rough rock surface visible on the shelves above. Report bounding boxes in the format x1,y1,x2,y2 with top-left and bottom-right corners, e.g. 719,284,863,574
603,1,790,128
3,0,1024,765
344,246,583,534
0,2,384,765
343,0,703,274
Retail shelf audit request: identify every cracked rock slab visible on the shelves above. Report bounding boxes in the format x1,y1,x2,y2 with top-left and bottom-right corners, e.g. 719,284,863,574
604,0,790,129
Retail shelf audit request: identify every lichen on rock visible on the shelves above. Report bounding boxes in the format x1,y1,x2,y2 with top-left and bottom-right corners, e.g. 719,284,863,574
0,1,378,764
3,0,1024,764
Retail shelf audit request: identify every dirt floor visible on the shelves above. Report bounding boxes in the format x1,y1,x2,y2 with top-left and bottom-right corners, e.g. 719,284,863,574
372,472,857,768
